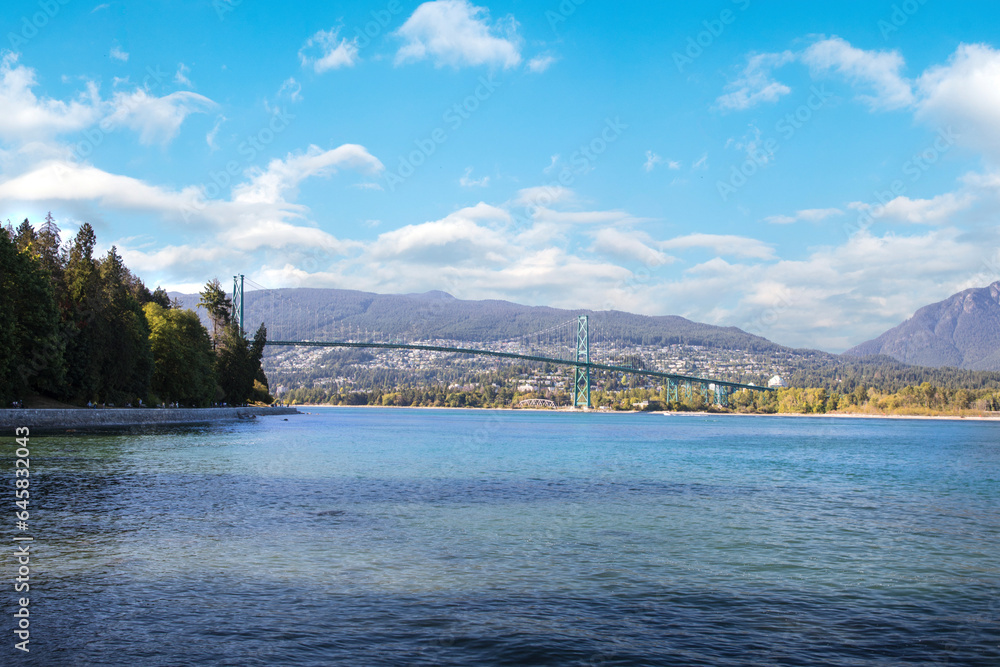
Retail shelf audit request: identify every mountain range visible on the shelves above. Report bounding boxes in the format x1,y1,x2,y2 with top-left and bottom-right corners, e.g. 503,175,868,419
845,281,1000,371
171,288,787,352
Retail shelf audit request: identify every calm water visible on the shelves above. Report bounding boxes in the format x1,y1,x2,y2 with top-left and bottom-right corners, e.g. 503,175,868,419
11,409,1000,665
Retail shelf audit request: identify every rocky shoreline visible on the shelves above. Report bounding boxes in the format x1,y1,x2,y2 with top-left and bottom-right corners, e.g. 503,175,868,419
0,406,300,431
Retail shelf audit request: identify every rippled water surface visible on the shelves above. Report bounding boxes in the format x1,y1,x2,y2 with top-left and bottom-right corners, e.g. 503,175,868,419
14,409,1000,665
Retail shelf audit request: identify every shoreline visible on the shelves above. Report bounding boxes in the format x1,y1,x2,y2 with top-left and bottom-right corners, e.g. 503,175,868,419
293,404,1000,422
0,406,300,432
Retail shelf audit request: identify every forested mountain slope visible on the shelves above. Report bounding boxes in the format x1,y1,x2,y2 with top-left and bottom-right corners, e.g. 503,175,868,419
845,282,1000,371
172,288,785,351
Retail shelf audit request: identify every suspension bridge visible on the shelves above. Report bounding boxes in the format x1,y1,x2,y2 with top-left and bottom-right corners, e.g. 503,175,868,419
229,275,774,409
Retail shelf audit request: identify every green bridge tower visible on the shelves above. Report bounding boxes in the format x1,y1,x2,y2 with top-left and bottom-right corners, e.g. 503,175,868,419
233,274,244,335
573,315,591,409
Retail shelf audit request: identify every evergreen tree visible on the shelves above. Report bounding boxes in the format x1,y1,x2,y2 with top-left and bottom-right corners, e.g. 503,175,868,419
36,212,63,280
95,246,153,403
250,323,268,388
198,278,232,347
0,231,20,404
214,322,271,405
0,229,65,403
144,303,216,406
61,223,104,401
13,219,35,252
149,286,172,309
215,323,254,405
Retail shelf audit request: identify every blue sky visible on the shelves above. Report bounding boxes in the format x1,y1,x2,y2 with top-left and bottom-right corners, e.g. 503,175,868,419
3,0,1000,351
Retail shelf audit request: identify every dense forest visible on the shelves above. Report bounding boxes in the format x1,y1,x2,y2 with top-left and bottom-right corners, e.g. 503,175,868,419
782,354,1000,392
0,216,271,408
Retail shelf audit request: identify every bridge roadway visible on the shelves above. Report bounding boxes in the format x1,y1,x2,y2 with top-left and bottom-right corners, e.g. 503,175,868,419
266,340,774,393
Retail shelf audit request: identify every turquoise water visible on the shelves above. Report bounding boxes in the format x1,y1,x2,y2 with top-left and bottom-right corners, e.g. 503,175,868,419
14,409,1000,665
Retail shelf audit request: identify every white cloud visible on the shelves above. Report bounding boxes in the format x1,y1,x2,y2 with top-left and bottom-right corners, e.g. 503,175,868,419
527,55,557,73
92,3,109,12
459,166,489,187
370,203,511,263
277,77,303,103
532,208,635,226
0,159,204,215
590,228,674,267
119,244,239,275
849,193,974,224
692,153,708,170
484,249,629,296
916,43,1000,163
660,233,776,260
797,208,843,222
233,144,384,205
106,89,217,145
0,53,103,141
624,227,990,351
206,115,225,151
728,124,776,166
0,143,383,235
512,185,574,208
765,208,843,224
339,242,631,309
963,170,1000,191
802,37,913,110
395,0,522,69
0,121,403,294
0,141,386,287
716,51,795,111
643,151,663,173
299,28,360,73
110,45,129,62
719,37,915,114
227,220,358,253
742,228,984,349
174,63,192,87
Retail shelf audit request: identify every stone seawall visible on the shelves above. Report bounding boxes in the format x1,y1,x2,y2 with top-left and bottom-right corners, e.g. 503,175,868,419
0,406,300,431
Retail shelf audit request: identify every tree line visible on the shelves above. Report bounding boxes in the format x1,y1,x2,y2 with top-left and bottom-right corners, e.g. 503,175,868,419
1,216,271,408
278,372,1000,417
